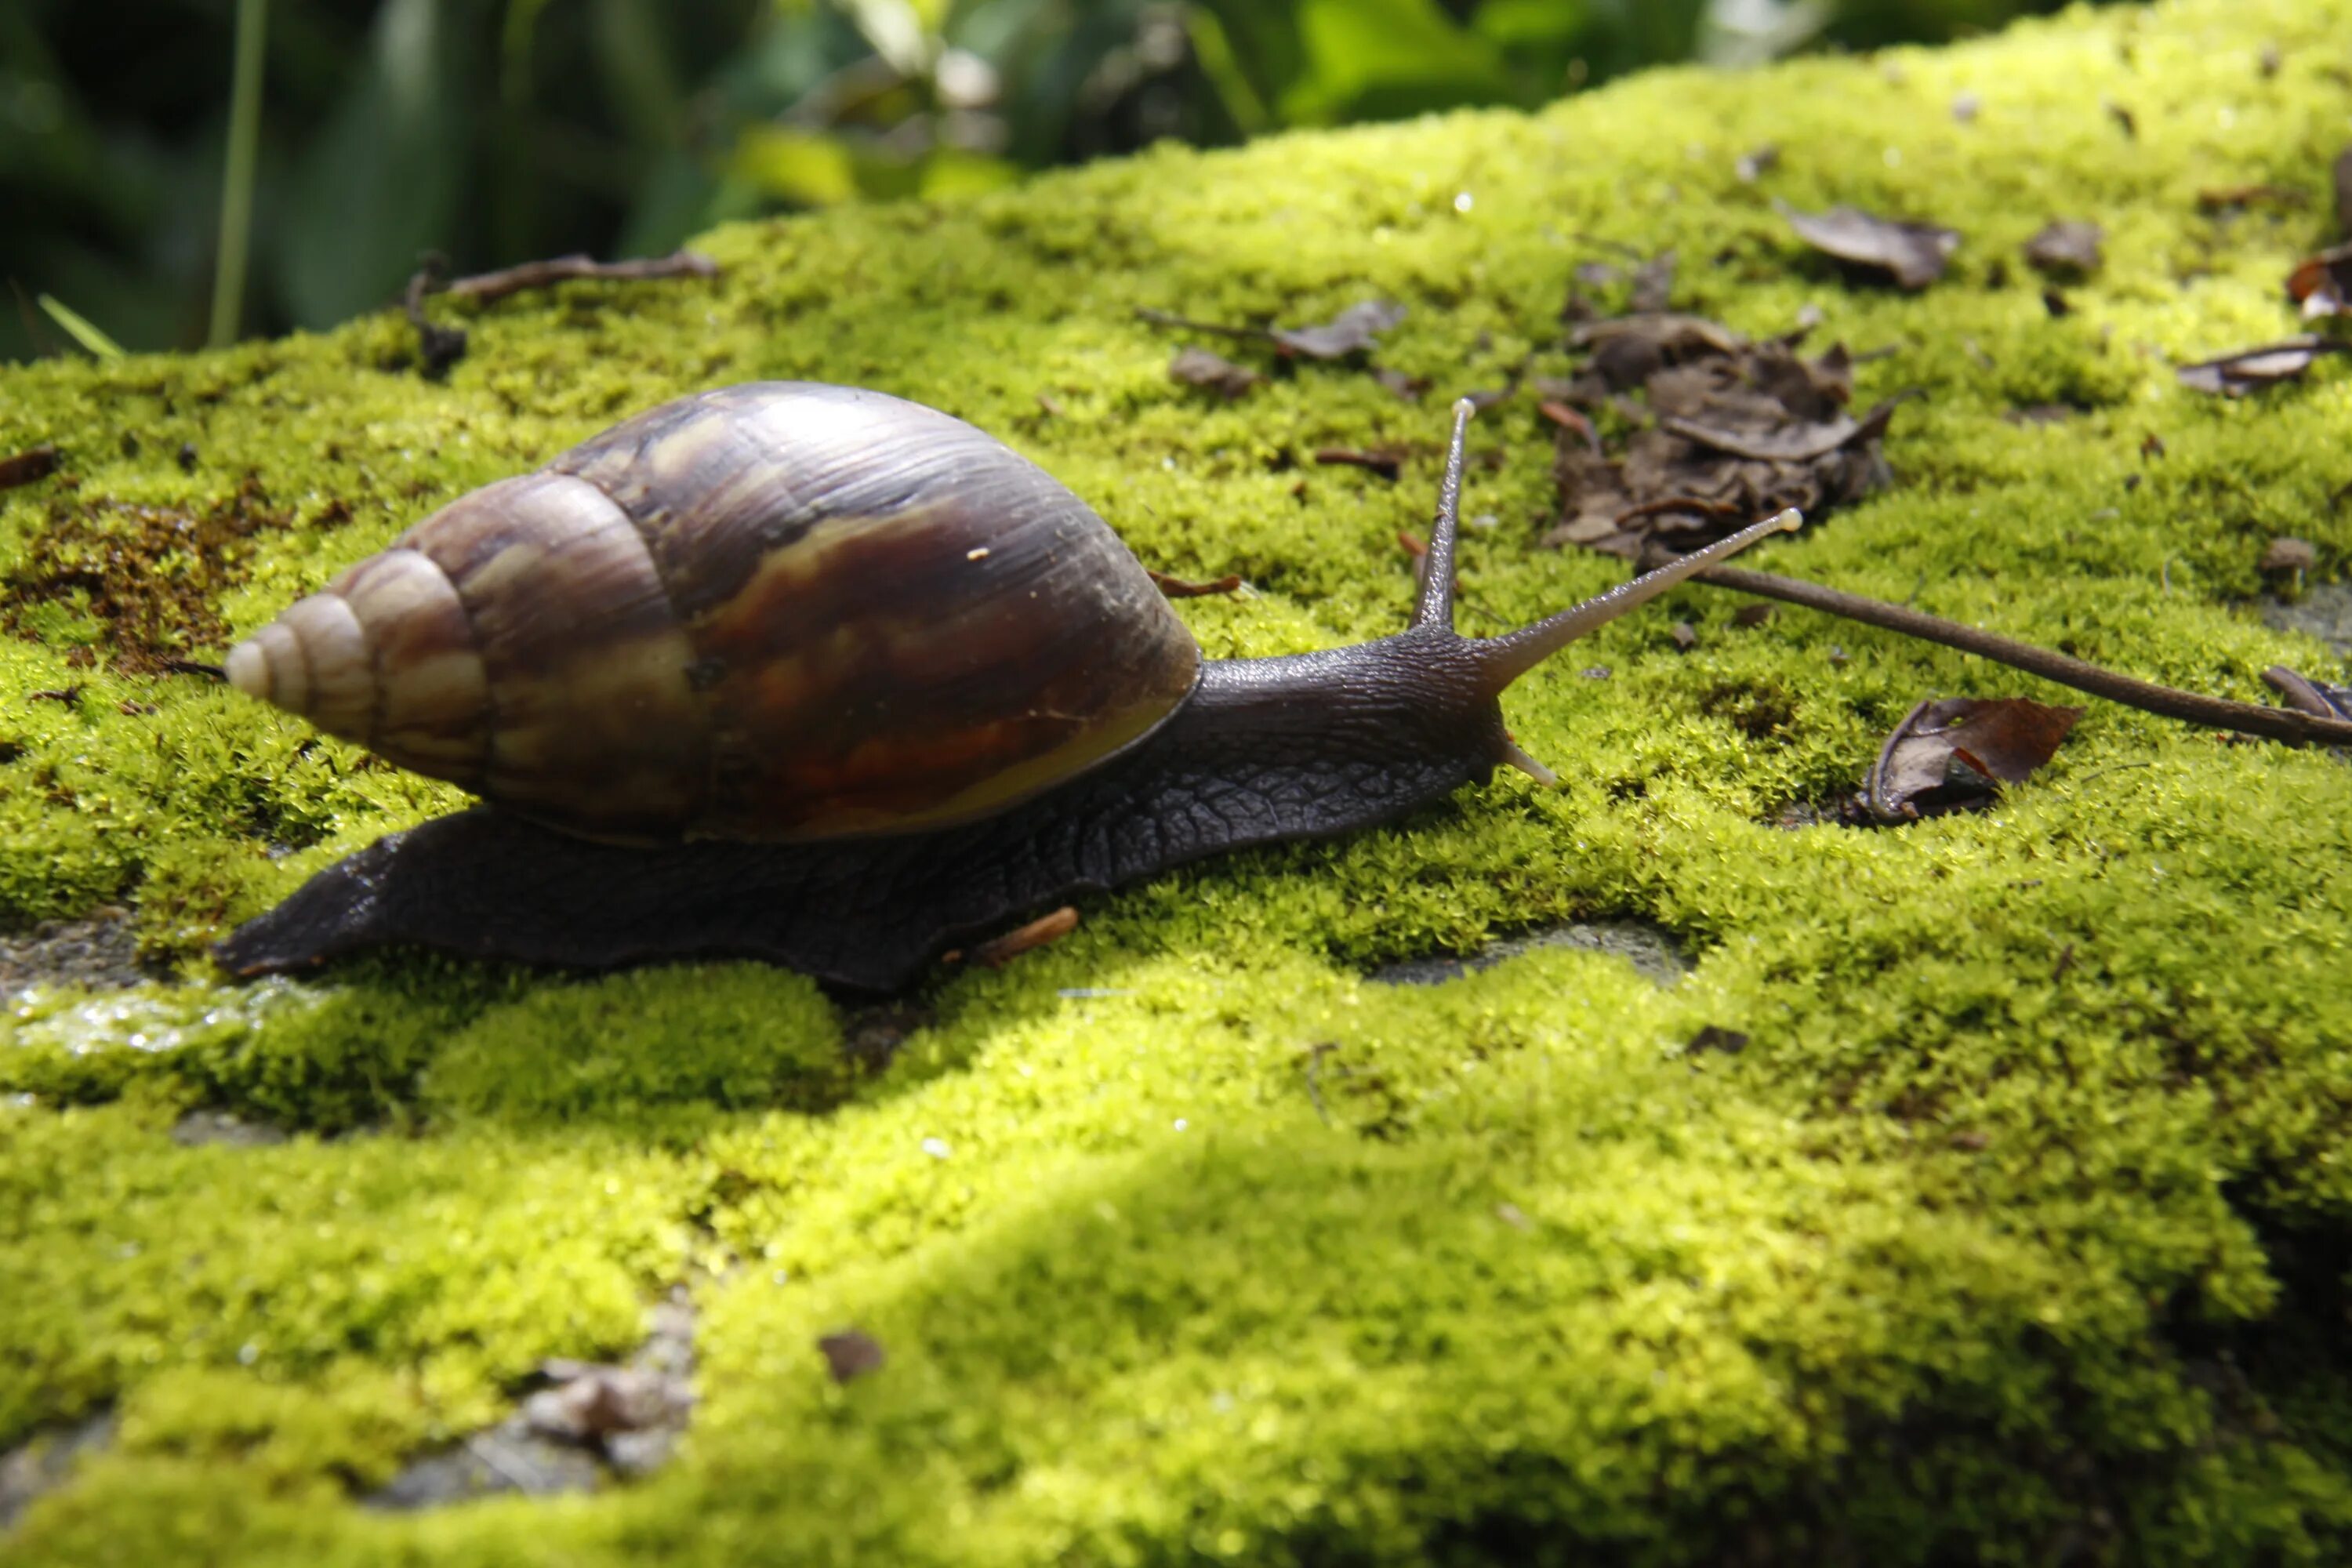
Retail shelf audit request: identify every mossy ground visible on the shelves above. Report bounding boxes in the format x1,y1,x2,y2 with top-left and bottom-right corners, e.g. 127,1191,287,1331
6,0,2352,1560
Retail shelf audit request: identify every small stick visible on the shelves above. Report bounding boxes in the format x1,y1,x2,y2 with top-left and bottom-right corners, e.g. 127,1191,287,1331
443,250,719,304
1694,564,2352,746
1148,569,1243,599
1134,307,1273,344
967,906,1079,968
0,445,60,491
162,658,226,681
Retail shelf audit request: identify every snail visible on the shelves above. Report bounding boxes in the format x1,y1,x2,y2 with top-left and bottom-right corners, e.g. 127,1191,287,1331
214,382,1795,989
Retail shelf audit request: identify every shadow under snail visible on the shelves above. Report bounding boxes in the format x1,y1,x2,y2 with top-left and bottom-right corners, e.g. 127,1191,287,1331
213,382,1795,990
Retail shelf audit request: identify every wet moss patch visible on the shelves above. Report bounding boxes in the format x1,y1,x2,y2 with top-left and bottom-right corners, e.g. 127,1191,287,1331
5,0,2352,1560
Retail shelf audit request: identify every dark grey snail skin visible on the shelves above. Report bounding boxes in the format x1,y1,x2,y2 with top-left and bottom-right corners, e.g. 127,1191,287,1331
215,397,1795,991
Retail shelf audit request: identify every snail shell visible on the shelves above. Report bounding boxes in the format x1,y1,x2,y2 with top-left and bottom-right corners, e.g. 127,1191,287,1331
224,383,1201,843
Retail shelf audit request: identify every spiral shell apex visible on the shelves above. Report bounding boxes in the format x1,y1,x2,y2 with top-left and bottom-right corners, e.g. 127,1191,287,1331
227,383,1203,844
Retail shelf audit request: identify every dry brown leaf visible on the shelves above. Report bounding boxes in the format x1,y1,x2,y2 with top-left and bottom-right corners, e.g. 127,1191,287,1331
2260,537,2318,572
1270,299,1408,359
0,446,60,491
1779,202,1961,290
2287,244,2352,320
2263,666,2352,723
1169,347,1264,398
1865,697,2083,822
2023,220,2103,278
2177,336,2345,395
818,1330,886,1384
1630,249,1678,314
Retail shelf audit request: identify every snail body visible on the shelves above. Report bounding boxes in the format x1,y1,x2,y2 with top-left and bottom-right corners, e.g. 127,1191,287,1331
217,383,1795,989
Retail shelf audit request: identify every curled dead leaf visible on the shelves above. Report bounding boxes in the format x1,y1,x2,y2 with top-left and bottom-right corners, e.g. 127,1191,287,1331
1169,347,1264,398
2177,336,2346,395
2260,537,2318,572
1864,697,2083,822
1779,201,1962,290
2263,666,2352,724
2287,244,2352,321
818,1330,887,1384
1270,299,1408,359
2023,220,2103,278
0,446,60,491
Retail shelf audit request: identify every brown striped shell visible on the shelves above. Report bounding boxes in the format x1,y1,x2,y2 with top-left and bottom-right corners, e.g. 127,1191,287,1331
224,383,1203,844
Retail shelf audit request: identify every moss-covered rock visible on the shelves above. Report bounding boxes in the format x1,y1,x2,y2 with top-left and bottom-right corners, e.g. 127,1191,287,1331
6,0,2352,1559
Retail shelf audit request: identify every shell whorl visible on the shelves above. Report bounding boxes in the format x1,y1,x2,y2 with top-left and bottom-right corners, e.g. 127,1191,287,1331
227,383,1203,844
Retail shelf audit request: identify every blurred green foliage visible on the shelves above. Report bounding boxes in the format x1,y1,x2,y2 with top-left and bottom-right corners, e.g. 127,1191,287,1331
2,0,2093,361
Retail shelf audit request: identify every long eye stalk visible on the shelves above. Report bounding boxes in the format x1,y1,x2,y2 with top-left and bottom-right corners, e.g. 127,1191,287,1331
1406,398,1802,784
1472,507,1803,693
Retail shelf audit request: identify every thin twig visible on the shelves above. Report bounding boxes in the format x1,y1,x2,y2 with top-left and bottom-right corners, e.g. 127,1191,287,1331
162,658,227,681
1133,307,1273,343
443,250,719,303
1693,564,2352,747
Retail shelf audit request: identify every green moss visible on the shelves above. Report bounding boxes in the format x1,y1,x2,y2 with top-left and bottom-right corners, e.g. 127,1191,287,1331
6,0,2352,1559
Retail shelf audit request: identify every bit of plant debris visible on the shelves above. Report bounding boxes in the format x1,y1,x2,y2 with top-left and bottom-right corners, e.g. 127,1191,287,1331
2176,336,2347,394
402,265,469,382
1543,314,1898,557
1734,145,1779,183
522,1362,695,1446
1135,299,1407,361
1,483,280,672
1668,621,1698,651
2104,100,2137,139
1777,201,1961,290
2260,537,2318,572
2287,245,2352,319
2263,666,2352,724
1148,568,1243,599
0,445,60,491
1863,696,2083,822
1537,399,1600,455
441,249,718,304
400,251,718,379
963,906,1079,968
1315,446,1406,481
1733,603,1775,627
1375,368,1432,400
1168,346,1264,399
371,1290,696,1508
2195,184,2306,212
1686,1025,1749,1056
2024,220,2103,278
818,1329,886,1384
1696,561,2352,747
1629,249,1677,313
